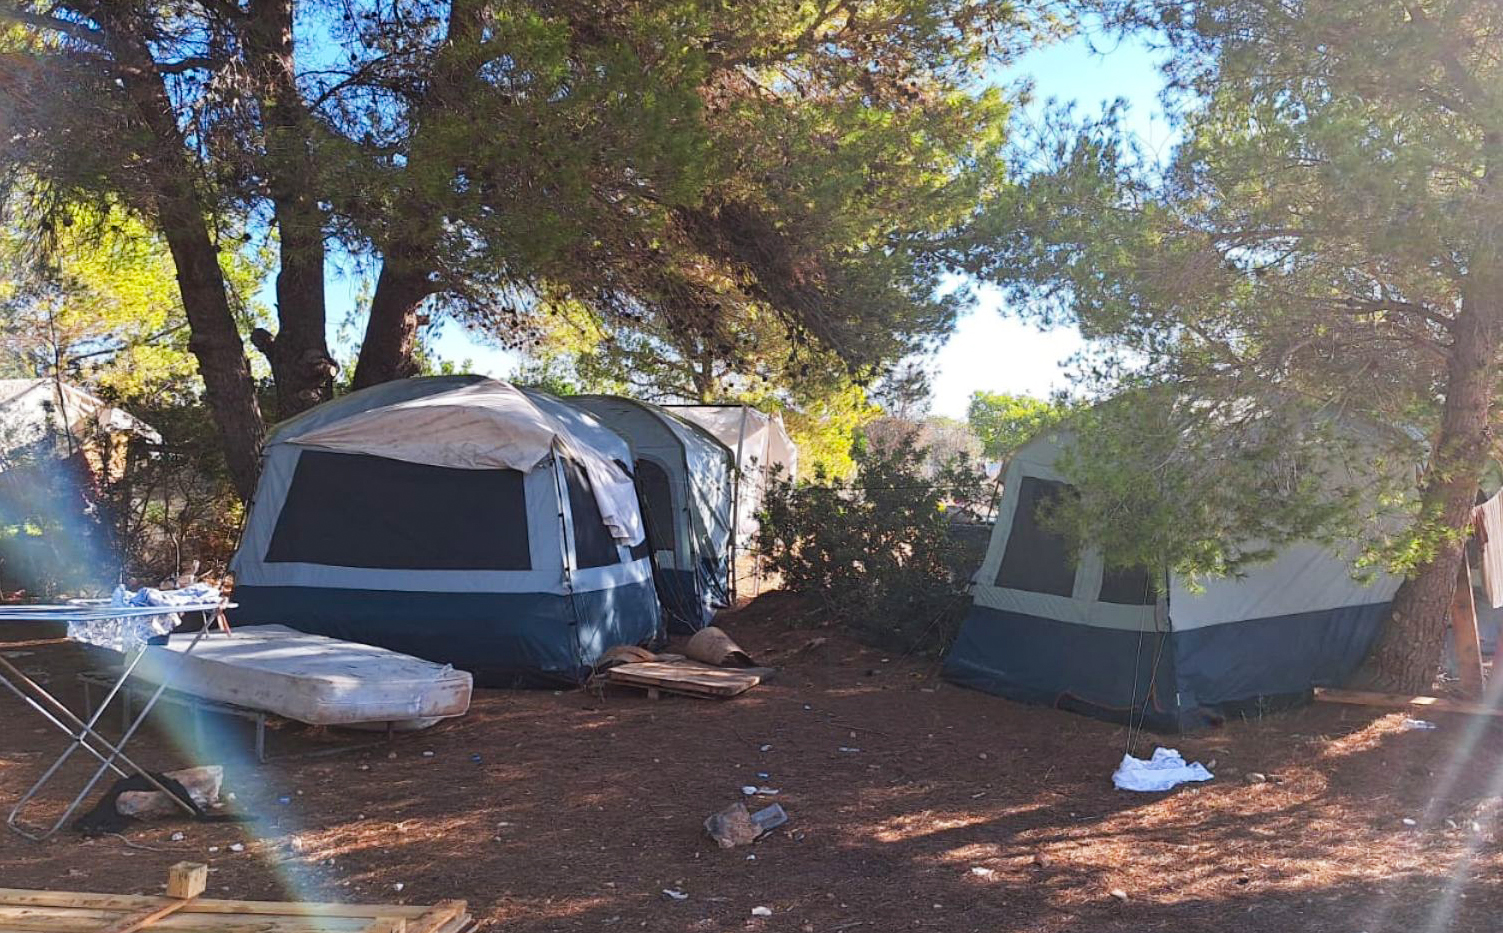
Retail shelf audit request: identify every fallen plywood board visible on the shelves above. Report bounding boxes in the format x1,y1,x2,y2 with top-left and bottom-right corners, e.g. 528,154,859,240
0,889,473,933
606,660,774,699
1314,687,1503,718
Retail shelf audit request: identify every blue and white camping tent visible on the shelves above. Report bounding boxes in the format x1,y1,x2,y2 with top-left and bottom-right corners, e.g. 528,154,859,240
568,395,735,632
229,376,661,685
942,429,1402,731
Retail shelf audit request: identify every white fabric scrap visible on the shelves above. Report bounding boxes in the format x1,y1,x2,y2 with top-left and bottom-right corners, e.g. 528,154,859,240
1112,747,1214,792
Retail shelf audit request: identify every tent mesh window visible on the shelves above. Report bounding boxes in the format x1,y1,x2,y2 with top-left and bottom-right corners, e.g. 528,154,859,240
995,476,1077,597
265,450,531,570
1098,565,1157,605
636,459,678,553
562,458,622,569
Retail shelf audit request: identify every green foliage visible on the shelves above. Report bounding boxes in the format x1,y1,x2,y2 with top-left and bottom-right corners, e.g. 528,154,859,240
1037,391,1420,587
523,296,880,479
754,437,991,653
0,204,270,403
0,200,265,587
966,391,1068,460
966,0,1503,581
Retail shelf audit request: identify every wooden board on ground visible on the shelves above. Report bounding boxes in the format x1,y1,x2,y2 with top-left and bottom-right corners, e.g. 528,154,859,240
606,660,774,699
0,889,474,933
1314,687,1503,718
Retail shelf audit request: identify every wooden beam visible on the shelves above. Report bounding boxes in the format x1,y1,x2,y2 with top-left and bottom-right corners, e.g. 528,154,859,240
1315,687,1503,717
0,891,432,918
95,897,197,933
363,918,406,933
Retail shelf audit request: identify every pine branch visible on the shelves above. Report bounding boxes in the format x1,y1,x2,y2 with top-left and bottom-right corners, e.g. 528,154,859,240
0,5,107,48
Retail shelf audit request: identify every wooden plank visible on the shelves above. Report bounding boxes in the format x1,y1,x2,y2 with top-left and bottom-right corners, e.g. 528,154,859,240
606,661,766,698
404,902,466,933
1314,687,1503,717
0,891,437,919
95,897,197,933
1452,560,1485,698
361,918,405,933
165,864,207,901
0,908,369,933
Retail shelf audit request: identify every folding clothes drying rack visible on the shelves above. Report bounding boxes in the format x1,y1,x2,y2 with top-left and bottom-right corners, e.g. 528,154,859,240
0,598,232,840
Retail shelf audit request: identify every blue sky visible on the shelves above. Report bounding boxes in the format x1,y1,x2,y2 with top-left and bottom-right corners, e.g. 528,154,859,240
323,30,1172,419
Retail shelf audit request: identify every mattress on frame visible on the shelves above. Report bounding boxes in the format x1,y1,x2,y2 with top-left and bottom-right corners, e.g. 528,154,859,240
135,624,473,727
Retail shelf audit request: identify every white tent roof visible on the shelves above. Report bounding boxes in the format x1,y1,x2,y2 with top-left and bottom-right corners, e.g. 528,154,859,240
665,405,797,479
0,378,161,455
289,379,644,545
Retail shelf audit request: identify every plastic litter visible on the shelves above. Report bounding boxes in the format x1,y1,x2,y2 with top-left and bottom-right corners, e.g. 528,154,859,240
705,802,789,848
1112,747,1214,792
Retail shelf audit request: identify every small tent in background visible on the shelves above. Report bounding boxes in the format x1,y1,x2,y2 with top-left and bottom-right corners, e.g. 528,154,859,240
229,376,660,686
0,378,160,476
664,405,797,598
568,395,735,632
943,429,1402,731
0,379,160,597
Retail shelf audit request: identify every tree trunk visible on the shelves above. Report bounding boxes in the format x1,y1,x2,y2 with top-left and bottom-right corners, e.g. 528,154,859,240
245,0,333,421
102,16,265,500
1360,287,1499,692
351,258,431,389
349,1,482,389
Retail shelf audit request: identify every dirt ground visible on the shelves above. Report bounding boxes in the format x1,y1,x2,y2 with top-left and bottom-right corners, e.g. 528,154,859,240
4,592,1503,933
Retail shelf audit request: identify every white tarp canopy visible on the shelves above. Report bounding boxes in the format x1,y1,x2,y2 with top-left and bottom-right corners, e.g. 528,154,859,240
291,379,643,545
0,378,160,457
664,405,797,547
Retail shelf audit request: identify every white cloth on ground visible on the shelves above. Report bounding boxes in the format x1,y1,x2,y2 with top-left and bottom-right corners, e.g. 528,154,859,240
65,582,221,653
1112,747,1214,792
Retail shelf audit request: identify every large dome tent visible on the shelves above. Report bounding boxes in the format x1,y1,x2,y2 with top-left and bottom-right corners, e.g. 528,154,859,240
229,376,660,685
567,395,736,632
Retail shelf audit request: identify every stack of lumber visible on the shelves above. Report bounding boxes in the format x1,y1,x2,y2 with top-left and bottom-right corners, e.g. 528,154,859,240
0,863,473,933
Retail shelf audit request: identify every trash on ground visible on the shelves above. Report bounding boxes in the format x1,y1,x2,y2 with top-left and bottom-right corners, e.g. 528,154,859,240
970,866,996,879
1402,718,1438,731
751,906,772,917
685,626,757,667
1112,747,1214,792
1109,888,1129,902
838,746,861,753
114,765,224,820
704,802,789,849
596,644,660,671
662,889,689,901
1402,817,1418,826
1245,772,1268,784
741,786,779,796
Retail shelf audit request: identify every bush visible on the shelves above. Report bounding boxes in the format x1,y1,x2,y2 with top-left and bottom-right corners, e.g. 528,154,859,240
754,436,993,654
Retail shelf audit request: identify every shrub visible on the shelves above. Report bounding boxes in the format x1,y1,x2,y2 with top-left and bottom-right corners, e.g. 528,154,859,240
754,435,992,654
